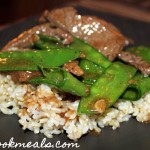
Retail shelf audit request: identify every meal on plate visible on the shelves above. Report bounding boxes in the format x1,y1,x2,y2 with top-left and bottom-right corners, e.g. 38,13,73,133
0,7,150,141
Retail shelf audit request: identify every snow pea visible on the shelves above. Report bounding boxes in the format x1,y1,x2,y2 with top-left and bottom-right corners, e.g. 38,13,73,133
38,34,61,43
0,48,80,71
34,40,58,49
79,59,104,85
68,37,111,69
29,67,89,97
78,62,137,114
121,72,150,100
34,34,62,50
35,34,111,69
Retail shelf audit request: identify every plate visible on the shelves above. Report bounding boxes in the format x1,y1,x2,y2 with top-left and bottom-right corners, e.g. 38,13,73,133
0,7,150,150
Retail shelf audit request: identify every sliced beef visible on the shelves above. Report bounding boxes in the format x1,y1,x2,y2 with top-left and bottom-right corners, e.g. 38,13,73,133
2,23,73,51
63,60,84,76
118,51,150,76
2,23,49,51
39,7,127,61
3,71,42,83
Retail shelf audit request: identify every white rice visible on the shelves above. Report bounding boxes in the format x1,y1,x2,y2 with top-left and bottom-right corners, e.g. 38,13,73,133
0,74,150,141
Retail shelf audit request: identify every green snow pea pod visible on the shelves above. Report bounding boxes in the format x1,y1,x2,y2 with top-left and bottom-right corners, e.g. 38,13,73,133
38,34,61,43
121,84,141,101
34,40,59,49
121,72,150,100
34,34,62,50
29,67,89,97
0,48,80,71
68,37,111,69
77,62,137,114
35,34,111,69
79,59,104,84
34,34,62,49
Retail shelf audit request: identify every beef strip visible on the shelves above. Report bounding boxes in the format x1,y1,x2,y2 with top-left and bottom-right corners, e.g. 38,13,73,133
63,60,84,76
2,71,42,82
2,23,73,51
39,7,127,61
118,51,150,76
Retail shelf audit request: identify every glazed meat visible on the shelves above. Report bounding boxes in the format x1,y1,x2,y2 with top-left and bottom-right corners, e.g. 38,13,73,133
118,51,150,76
63,60,84,76
39,7,127,61
2,23,73,51
3,71,42,82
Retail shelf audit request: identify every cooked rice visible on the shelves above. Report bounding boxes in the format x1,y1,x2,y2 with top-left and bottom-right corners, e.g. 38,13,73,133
0,74,150,141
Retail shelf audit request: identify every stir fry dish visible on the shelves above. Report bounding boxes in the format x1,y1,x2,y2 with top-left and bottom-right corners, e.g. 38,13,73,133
0,7,150,140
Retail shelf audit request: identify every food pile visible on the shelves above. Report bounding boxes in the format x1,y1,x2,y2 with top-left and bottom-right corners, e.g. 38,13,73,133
0,7,150,140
